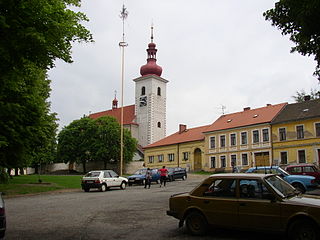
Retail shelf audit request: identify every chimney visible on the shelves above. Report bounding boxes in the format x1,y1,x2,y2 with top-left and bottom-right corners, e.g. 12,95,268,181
266,104,271,106
243,107,251,111
304,95,311,101
179,124,187,134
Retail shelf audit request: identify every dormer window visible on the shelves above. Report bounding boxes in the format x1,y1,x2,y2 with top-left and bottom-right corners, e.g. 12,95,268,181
141,86,146,96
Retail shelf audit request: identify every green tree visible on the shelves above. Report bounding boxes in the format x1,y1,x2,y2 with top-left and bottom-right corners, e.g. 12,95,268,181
57,117,96,173
264,0,320,80
57,116,137,173
0,0,92,171
292,88,320,102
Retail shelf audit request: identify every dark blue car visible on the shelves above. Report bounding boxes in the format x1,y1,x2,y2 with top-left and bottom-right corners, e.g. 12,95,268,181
128,168,160,186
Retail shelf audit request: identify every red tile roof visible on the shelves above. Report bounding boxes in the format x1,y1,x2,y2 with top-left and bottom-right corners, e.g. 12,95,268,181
204,103,287,133
89,105,137,125
144,125,211,149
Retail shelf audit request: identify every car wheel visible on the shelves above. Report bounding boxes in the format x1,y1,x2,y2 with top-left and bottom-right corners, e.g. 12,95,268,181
100,184,107,192
292,183,306,193
182,175,186,180
84,188,90,192
288,219,319,240
141,179,145,185
120,181,126,190
185,211,208,236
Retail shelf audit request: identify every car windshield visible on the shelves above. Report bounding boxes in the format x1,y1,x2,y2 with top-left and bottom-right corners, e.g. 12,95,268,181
265,175,297,198
135,169,147,175
85,171,100,177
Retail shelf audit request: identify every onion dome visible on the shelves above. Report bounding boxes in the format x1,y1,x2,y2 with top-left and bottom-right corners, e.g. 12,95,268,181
140,26,162,77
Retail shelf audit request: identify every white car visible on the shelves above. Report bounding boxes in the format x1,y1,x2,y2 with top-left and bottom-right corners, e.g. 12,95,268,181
81,170,128,192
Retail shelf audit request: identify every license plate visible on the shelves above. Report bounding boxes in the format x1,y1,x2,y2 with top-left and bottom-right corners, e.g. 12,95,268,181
129,179,135,182
86,180,94,183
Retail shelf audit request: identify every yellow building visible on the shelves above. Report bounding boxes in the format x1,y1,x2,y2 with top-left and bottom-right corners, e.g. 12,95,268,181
203,103,287,172
271,99,320,166
144,124,209,171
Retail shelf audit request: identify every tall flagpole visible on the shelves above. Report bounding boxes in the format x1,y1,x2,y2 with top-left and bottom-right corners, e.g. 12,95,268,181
119,4,128,176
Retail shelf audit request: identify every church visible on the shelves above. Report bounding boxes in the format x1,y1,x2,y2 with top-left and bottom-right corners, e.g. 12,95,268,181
89,28,168,159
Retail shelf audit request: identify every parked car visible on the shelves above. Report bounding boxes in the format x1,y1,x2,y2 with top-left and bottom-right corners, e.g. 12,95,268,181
167,167,187,181
246,166,318,193
81,170,128,192
127,168,160,186
167,173,320,239
0,193,5,239
285,164,320,183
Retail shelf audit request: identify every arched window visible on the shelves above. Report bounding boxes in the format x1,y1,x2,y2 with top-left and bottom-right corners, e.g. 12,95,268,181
157,122,161,128
141,86,146,96
157,87,161,96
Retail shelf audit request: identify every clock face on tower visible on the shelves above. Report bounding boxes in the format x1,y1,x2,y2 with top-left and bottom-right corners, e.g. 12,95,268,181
139,96,147,107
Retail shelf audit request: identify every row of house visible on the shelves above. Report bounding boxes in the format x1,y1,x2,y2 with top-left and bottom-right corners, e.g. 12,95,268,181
144,98,320,172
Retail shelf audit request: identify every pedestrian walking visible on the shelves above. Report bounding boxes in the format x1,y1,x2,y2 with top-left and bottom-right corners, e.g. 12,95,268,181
144,168,152,189
158,166,168,187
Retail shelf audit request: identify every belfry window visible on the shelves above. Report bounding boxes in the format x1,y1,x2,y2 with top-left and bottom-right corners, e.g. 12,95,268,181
157,87,161,96
141,86,146,96
157,122,161,128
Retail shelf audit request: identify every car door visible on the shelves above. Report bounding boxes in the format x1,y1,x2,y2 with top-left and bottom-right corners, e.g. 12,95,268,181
238,179,282,231
108,170,121,187
201,178,238,228
103,171,115,187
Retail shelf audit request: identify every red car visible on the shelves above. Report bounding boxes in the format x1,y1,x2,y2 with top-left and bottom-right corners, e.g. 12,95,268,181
285,164,320,183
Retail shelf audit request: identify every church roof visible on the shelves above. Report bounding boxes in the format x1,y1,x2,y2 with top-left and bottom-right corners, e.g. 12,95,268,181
144,125,211,149
89,105,137,125
204,103,287,133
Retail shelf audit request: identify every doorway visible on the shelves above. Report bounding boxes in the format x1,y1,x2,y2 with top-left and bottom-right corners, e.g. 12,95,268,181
194,148,202,171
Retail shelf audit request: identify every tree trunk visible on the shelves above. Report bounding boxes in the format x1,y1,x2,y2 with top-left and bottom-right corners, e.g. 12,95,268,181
19,167,24,175
104,161,107,169
82,161,86,173
7,168,13,179
14,168,19,176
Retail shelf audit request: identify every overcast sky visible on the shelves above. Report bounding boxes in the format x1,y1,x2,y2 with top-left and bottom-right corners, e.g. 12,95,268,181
48,0,319,135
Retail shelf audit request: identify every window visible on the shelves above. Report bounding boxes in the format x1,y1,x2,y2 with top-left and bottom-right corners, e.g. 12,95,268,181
280,152,287,164
296,125,304,139
210,136,216,149
262,129,269,142
253,130,259,143
279,128,286,141
220,156,226,168
168,153,174,162
231,154,236,166
183,152,189,161
204,179,236,198
220,135,226,148
241,153,248,166
158,155,163,162
239,179,270,199
157,87,161,96
316,123,320,137
157,122,161,128
298,150,306,163
148,156,154,163
210,156,216,168
304,166,316,172
241,132,247,145
230,133,236,146
141,86,146,96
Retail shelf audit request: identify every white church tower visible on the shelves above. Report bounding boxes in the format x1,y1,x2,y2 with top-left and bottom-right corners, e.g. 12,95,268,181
133,26,168,147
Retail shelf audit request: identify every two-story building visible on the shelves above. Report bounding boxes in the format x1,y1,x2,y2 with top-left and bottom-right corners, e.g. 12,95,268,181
271,98,320,166
203,103,287,172
144,124,210,171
